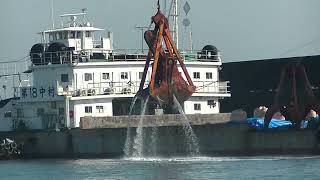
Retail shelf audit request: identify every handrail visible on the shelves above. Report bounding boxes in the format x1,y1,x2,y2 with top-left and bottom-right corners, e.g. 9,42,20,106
29,49,222,66
194,81,230,94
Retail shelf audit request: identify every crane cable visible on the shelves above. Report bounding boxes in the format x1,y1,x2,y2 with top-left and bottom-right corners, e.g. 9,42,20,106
279,36,320,57
0,55,29,64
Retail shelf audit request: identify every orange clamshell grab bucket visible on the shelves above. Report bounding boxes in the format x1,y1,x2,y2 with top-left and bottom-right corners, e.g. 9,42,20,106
138,9,195,104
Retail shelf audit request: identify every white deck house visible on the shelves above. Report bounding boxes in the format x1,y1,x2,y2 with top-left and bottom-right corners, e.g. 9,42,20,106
0,12,230,131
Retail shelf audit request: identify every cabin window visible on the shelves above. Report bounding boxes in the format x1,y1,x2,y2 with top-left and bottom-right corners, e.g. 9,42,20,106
121,72,128,80
139,72,144,79
49,33,54,41
59,32,63,39
76,31,81,38
51,33,57,40
85,106,92,114
193,72,200,79
84,73,93,81
102,73,110,80
207,100,216,108
63,31,68,39
85,31,92,37
61,74,69,82
59,108,65,115
16,109,23,117
206,72,213,79
37,108,45,116
70,31,76,38
4,111,12,118
194,103,201,111
56,32,61,40
51,101,56,109
96,106,104,113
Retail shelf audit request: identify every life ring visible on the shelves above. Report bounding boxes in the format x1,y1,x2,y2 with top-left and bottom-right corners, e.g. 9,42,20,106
7,148,13,154
81,90,87,96
4,143,10,150
104,87,113,95
87,89,96,96
10,142,17,149
0,145,5,151
80,50,86,56
121,87,131,94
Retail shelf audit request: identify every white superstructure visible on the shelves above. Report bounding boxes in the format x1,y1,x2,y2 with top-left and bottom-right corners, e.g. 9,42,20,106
0,10,230,131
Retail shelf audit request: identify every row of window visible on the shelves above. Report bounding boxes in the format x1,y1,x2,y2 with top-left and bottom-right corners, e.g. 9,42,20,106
84,72,131,81
85,105,104,114
84,103,201,114
61,71,214,83
83,71,213,82
85,103,212,113
60,72,128,83
193,100,217,111
85,104,206,113
49,31,92,41
193,72,213,79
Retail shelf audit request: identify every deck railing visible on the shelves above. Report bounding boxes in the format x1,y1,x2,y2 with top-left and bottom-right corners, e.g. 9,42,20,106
57,80,230,97
194,81,230,94
30,49,221,66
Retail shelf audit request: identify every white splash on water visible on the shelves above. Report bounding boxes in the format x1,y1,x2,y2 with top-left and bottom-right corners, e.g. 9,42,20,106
123,96,139,156
150,125,158,156
132,96,149,157
122,156,320,162
172,95,200,156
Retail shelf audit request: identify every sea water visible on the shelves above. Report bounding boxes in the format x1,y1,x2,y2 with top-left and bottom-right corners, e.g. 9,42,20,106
1,156,320,180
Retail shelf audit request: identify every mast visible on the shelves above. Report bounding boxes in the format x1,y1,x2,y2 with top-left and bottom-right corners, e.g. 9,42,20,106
168,0,179,49
164,0,167,15
51,0,54,29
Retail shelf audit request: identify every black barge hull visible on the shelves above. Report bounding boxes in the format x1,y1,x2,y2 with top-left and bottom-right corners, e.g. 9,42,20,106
220,55,320,116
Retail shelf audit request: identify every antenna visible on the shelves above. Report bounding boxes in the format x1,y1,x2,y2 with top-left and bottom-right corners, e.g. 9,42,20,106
81,8,87,13
164,0,167,15
168,0,179,48
51,0,54,29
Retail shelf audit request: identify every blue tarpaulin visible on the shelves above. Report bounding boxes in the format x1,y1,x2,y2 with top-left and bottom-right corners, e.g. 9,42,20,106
300,115,320,128
229,118,293,129
267,119,292,128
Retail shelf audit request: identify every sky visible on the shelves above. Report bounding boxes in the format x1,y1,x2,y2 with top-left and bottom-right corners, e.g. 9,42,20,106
1,0,320,64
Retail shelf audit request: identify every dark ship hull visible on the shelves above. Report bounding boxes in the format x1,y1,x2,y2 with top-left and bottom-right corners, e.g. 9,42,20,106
220,55,320,116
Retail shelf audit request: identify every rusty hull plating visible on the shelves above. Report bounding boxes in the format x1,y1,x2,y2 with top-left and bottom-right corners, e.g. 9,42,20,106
138,8,195,105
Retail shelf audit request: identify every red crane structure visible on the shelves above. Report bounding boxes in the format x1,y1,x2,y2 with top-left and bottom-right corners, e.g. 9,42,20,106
264,63,320,128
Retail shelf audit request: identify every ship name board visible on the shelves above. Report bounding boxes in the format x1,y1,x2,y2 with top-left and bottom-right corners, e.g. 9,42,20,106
20,86,55,99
